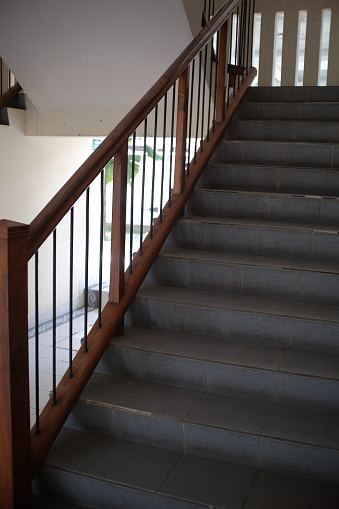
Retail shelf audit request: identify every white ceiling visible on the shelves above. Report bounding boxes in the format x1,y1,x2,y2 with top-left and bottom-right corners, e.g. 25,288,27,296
0,0,193,113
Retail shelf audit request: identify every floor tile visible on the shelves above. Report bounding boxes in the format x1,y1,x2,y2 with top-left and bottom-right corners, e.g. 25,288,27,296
185,393,273,435
208,340,287,370
244,470,339,509
159,455,257,509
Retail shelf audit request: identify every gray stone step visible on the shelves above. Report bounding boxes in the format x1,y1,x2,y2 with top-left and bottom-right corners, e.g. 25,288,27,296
197,164,339,197
95,326,339,412
126,284,339,353
145,247,339,306
62,373,339,485
246,86,339,103
34,428,339,508
186,188,339,226
211,139,339,168
165,216,339,263
238,102,339,121
225,119,339,143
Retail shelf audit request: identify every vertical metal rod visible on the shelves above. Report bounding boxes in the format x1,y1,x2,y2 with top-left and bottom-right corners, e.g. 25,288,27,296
187,59,195,174
234,6,239,95
150,104,158,238
160,93,167,221
213,30,220,131
200,45,208,152
52,228,57,406
69,208,74,377
34,251,40,434
129,132,136,273
207,39,214,140
169,83,176,207
194,51,202,163
98,172,104,327
83,187,90,353
249,0,255,68
139,118,147,254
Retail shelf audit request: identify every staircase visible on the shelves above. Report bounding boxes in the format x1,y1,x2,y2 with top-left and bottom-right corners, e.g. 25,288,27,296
33,87,339,508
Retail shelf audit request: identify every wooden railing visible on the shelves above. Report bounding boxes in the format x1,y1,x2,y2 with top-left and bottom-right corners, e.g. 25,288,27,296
0,1,256,507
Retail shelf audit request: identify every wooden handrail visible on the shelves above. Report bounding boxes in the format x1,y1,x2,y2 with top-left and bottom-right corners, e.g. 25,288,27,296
28,0,244,259
0,82,22,109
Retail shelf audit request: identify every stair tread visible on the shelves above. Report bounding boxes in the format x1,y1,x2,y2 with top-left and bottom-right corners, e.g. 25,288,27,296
111,326,339,382
43,428,339,508
78,372,339,451
136,284,339,323
158,247,339,274
181,214,339,233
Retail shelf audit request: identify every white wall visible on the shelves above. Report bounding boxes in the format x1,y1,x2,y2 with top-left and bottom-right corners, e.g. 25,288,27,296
0,108,101,325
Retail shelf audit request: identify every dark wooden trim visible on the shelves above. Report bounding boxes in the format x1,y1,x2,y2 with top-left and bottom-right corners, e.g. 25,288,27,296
0,83,22,109
173,67,190,195
0,220,31,509
109,140,128,303
28,0,244,259
216,20,228,122
30,68,256,476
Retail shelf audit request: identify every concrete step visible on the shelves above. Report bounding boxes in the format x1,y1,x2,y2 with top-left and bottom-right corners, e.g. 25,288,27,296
95,325,339,412
145,247,339,306
126,284,339,353
165,216,339,263
34,428,339,508
211,139,339,168
197,164,339,197
62,372,339,485
225,119,339,143
186,188,339,226
238,101,339,121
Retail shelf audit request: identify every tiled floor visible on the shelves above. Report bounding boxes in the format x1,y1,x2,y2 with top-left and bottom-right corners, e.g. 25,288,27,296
29,309,98,427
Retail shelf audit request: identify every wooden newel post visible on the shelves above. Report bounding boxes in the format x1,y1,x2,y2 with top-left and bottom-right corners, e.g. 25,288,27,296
109,140,128,303
215,19,229,123
173,66,190,195
0,220,32,509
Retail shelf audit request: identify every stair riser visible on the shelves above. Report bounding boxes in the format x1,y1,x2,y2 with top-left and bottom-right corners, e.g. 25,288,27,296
211,140,339,169
126,298,339,353
238,103,339,121
66,401,339,485
225,121,339,144
186,190,339,226
245,86,339,103
34,467,178,509
146,257,339,306
166,221,339,263
96,345,339,412
197,165,339,197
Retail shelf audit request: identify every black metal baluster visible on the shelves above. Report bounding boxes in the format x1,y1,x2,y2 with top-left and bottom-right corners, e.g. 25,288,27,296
69,208,74,377
234,6,239,95
187,59,195,174
200,44,208,152
129,131,136,273
83,187,90,353
160,94,167,221
34,251,40,434
139,118,147,254
150,104,158,238
169,83,176,207
52,228,57,406
98,172,104,326
194,51,202,163
213,30,219,130
249,0,255,69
